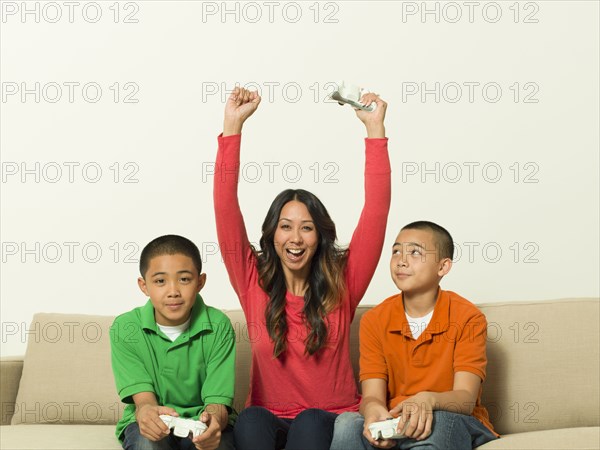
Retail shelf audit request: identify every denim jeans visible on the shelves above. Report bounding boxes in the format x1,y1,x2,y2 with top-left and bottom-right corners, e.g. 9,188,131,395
122,422,235,450
330,411,497,450
233,406,337,450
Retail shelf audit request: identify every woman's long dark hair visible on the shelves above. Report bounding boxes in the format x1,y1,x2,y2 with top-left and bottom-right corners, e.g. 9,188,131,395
255,189,348,358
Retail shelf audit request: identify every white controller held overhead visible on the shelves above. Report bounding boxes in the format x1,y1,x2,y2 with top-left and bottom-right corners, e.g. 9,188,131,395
330,81,376,112
368,417,407,440
159,415,207,439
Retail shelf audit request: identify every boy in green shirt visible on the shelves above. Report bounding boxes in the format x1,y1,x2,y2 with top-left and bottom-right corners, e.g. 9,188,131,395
110,235,235,450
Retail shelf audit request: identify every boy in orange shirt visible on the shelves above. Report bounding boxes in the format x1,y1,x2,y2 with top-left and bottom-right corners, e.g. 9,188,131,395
331,221,498,449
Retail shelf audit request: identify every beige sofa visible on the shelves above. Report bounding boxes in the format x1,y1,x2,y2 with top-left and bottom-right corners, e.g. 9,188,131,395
1,298,599,449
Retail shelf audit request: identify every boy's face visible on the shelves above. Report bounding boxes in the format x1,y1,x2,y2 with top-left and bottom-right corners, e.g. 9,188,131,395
138,253,206,326
390,228,452,295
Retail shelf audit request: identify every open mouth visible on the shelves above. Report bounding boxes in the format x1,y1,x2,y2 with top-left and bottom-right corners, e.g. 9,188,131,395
286,248,305,261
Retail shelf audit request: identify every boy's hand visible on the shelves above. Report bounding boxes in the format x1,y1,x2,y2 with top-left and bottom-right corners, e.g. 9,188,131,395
223,87,261,136
389,392,435,441
192,411,222,450
355,93,387,138
135,404,178,442
363,411,398,449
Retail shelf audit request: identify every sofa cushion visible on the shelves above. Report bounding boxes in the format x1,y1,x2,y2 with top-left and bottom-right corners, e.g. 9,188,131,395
476,426,600,449
0,356,24,425
479,299,600,435
0,424,121,449
11,313,123,425
226,309,251,413
8,299,599,440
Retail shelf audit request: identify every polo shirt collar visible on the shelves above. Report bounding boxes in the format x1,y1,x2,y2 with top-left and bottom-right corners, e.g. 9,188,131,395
389,289,450,337
140,294,213,338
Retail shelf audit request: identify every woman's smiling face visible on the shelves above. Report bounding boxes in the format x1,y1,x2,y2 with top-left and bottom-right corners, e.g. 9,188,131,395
274,200,319,280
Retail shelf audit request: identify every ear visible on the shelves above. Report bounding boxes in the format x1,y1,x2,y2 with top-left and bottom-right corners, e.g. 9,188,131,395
138,277,150,296
438,258,452,277
197,273,207,292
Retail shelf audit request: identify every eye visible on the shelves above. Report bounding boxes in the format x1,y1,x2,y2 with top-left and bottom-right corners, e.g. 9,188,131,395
154,278,165,285
180,277,191,283
409,249,422,256
280,223,291,230
302,225,314,232
392,249,401,255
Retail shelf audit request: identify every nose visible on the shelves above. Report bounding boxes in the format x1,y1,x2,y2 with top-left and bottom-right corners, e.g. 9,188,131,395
396,256,408,268
167,280,181,297
290,227,303,244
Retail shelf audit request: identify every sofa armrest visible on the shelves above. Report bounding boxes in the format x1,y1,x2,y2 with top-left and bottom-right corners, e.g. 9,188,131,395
1,356,24,425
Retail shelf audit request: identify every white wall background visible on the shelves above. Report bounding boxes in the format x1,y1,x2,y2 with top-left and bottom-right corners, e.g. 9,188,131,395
1,0,598,356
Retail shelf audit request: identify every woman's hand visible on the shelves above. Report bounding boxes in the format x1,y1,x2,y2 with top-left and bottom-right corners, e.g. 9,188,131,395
355,92,387,138
223,87,261,136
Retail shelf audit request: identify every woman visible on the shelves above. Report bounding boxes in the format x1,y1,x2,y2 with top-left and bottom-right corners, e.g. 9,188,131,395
213,87,391,450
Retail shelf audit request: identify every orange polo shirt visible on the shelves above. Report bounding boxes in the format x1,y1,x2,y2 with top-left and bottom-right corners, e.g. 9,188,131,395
360,289,496,435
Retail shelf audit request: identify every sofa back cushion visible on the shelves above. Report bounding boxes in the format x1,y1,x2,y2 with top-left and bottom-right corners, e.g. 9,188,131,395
227,310,251,413
479,298,599,435
11,313,123,425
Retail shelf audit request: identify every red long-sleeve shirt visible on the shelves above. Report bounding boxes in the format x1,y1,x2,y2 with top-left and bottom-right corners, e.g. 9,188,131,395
214,133,391,418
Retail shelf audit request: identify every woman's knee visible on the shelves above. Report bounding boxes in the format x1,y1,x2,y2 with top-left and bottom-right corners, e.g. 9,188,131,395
236,406,274,426
285,409,337,450
234,407,287,450
292,408,336,431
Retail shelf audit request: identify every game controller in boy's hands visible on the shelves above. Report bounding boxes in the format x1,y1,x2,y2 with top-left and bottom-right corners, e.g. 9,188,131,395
160,415,207,438
330,81,377,112
368,417,408,440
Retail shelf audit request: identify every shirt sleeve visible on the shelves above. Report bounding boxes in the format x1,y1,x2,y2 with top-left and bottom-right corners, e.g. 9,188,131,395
110,318,155,404
345,138,391,311
200,313,236,409
213,133,259,309
359,310,389,382
453,311,488,382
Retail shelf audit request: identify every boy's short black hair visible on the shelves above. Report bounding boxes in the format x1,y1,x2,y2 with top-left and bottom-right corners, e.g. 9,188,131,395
401,221,454,260
139,235,202,278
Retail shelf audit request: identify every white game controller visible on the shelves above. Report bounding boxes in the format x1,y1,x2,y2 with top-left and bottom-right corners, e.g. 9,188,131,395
368,417,407,440
330,81,376,112
159,415,207,439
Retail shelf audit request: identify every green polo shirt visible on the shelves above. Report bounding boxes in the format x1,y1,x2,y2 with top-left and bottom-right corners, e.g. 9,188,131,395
110,294,236,442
